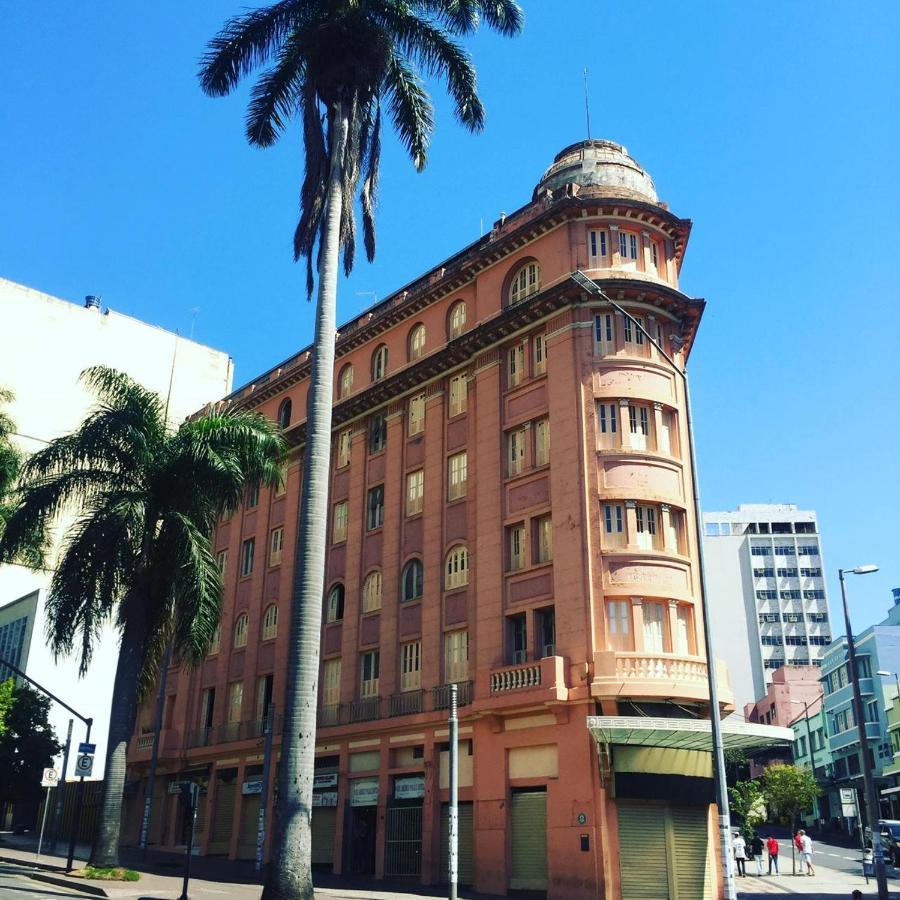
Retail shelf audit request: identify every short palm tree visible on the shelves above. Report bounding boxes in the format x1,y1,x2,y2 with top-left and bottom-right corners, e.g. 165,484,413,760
0,366,285,867
200,2,523,895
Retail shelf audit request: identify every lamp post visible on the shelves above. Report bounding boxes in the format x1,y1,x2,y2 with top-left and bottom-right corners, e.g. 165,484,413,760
838,564,887,899
570,272,735,900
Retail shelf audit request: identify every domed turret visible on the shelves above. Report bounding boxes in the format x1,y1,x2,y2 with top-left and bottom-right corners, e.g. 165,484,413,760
533,140,658,204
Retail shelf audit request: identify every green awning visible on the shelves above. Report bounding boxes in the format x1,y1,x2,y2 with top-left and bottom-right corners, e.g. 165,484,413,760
588,715,794,752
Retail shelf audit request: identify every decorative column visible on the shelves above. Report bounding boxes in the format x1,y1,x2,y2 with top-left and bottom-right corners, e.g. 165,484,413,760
652,401,664,454
667,599,681,656
660,504,676,554
641,231,652,274
609,224,621,267
625,500,638,549
617,398,630,450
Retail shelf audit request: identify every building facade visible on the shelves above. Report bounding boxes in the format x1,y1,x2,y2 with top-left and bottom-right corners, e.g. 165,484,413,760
0,278,233,773
789,697,833,825
703,504,833,715
125,140,790,899
819,593,900,828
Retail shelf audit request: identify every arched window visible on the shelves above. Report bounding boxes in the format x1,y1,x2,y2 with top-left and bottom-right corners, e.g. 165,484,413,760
233,612,249,649
372,344,389,382
326,583,345,623
362,571,383,612
277,398,292,430
262,604,278,640
338,364,354,399
445,546,469,590
448,301,467,339
509,261,541,305
401,559,424,602
208,625,220,656
408,324,426,361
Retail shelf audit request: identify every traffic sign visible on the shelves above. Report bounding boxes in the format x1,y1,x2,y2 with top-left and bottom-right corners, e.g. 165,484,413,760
75,753,94,777
41,768,59,788
78,742,96,754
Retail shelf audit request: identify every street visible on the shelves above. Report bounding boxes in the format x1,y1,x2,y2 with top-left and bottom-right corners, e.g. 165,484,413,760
0,860,90,899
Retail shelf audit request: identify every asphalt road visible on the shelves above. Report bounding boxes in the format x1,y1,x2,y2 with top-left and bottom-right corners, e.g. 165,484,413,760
769,836,897,879
0,860,90,899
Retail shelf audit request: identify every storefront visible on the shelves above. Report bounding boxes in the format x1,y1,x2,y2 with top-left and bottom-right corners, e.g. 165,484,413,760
311,772,339,867
385,775,425,877
345,777,379,875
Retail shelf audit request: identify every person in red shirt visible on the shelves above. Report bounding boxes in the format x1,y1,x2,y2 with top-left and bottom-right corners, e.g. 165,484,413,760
766,835,780,875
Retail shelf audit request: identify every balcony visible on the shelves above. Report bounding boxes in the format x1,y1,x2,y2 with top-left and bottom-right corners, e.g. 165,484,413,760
486,655,568,701
185,717,281,750
828,720,882,752
316,681,474,728
592,651,734,708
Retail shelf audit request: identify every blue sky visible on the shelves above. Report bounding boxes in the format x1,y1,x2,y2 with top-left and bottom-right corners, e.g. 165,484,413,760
2,2,898,630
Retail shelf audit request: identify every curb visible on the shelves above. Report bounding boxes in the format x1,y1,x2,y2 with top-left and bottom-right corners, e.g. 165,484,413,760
30,871,110,898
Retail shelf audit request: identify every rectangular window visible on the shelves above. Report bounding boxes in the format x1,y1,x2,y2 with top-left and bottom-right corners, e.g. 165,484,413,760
406,470,424,516
256,674,273,721
534,418,550,467
606,600,631,651
337,429,352,467
797,545,820,556
597,402,618,448
508,343,526,387
400,641,422,692
800,567,822,578
245,483,259,509
664,509,684,554
594,313,615,356
269,526,284,566
651,240,659,272
199,687,215,729
408,393,425,436
675,604,691,655
753,567,775,578
777,567,798,578
508,523,525,571
780,590,801,600
360,650,380,698
658,409,677,456
275,477,287,498
603,503,625,547
445,630,469,683
508,613,528,664
756,590,777,600
507,428,526,476
774,545,795,556
534,515,553,564
449,374,468,417
362,573,382,613
333,500,348,542
533,333,547,375
628,403,652,451
216,549,228,578
368,413,387,453
241,538,255,577
448,451,467,500
629,233,639,260
623,314,645,347
642,601,667,653
803,589,826,600
366,485,384,530
323,658,341,707
589,228,608,261
750,546,772,556
227,681,243,724
635,504,658,550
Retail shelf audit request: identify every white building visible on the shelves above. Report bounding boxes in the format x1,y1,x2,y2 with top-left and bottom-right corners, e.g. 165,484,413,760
702,504,833,716
0,277,233,773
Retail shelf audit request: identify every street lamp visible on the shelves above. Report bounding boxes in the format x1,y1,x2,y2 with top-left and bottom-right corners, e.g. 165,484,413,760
570,272,736,900
839,563,888,900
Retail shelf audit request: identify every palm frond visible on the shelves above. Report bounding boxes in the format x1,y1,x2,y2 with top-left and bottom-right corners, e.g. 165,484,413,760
361,101,382,262
293,83,328,294
199,0,309,98
245,34,307,147
383,53,434,170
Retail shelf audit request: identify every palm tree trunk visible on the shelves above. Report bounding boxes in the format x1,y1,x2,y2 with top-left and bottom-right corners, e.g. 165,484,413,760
90,613,146,868
263,100,348,900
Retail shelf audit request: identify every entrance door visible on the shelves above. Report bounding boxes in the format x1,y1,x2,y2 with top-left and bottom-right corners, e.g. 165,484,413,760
671,807,712,900
510,789,547,891
384,804,423,876
207,769,237,855
236,793,261,859
618,801,669,898
311,807,337,866
345,805,377,875
440,802,473,884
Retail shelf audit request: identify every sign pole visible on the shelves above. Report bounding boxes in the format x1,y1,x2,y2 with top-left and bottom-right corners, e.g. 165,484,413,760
178,784,199,900
49,719,73,853
448,683,458,900
36,786,52,859
66,721,94,872
255,704,275,872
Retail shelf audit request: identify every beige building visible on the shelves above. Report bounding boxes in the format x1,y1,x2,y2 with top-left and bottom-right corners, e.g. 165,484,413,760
0,277,233,772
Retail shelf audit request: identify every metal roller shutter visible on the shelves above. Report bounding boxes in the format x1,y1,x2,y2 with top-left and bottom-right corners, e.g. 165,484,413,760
440,802,474,885
618,801,670,899
671,807,712,900
207,772,237,855
236,794,261,859
510,790,547,891
311,807,337,866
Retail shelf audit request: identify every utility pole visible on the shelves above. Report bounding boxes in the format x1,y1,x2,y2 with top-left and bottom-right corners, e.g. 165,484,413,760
448,683,458,900
48,718,73,852
255,704,275,871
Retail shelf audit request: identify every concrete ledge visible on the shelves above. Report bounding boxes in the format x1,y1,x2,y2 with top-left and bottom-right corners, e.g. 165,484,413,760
30,871,110,897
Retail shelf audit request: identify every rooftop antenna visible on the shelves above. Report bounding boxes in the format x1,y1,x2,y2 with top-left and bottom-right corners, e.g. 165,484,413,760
189,307,200,341
583,67,592,141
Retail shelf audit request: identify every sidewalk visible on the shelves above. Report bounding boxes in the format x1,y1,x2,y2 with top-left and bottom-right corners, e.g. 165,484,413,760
736,868,900,898
0,832,496,899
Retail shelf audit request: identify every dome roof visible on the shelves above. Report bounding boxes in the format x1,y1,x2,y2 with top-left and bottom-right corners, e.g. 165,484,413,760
533,140,658,203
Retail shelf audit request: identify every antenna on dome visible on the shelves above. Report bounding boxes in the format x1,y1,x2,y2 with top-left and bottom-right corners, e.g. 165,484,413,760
583,67,592,141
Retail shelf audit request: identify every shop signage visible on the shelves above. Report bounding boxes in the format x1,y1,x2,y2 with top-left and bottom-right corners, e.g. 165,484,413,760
840,787,858,817
313,773,338,789
350,778,379,807
394,776,425,800
242,780,264,795
312,790,338,808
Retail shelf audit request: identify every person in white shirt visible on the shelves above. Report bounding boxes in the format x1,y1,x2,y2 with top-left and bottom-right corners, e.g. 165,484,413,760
733,833,747,877
799,831,815,875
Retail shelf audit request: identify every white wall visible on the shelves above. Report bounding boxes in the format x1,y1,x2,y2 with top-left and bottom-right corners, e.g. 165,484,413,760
0,278,233,773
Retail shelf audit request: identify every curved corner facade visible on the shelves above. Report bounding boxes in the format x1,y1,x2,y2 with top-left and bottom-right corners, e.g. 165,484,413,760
125,140,734,899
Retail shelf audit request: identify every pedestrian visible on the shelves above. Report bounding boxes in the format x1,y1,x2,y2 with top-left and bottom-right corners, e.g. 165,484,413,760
733,831,747,877
799,830,816,876
794,829,804,855
751,833,764,876
766,834,780,875
852,891,863,899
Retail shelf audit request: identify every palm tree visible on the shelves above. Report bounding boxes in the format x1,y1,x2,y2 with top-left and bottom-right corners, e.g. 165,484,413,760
0,366,285,867
199,2,523,895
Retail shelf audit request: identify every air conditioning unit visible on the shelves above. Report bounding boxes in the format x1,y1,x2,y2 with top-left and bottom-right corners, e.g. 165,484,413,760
542,643,556,658
512,649,527,665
